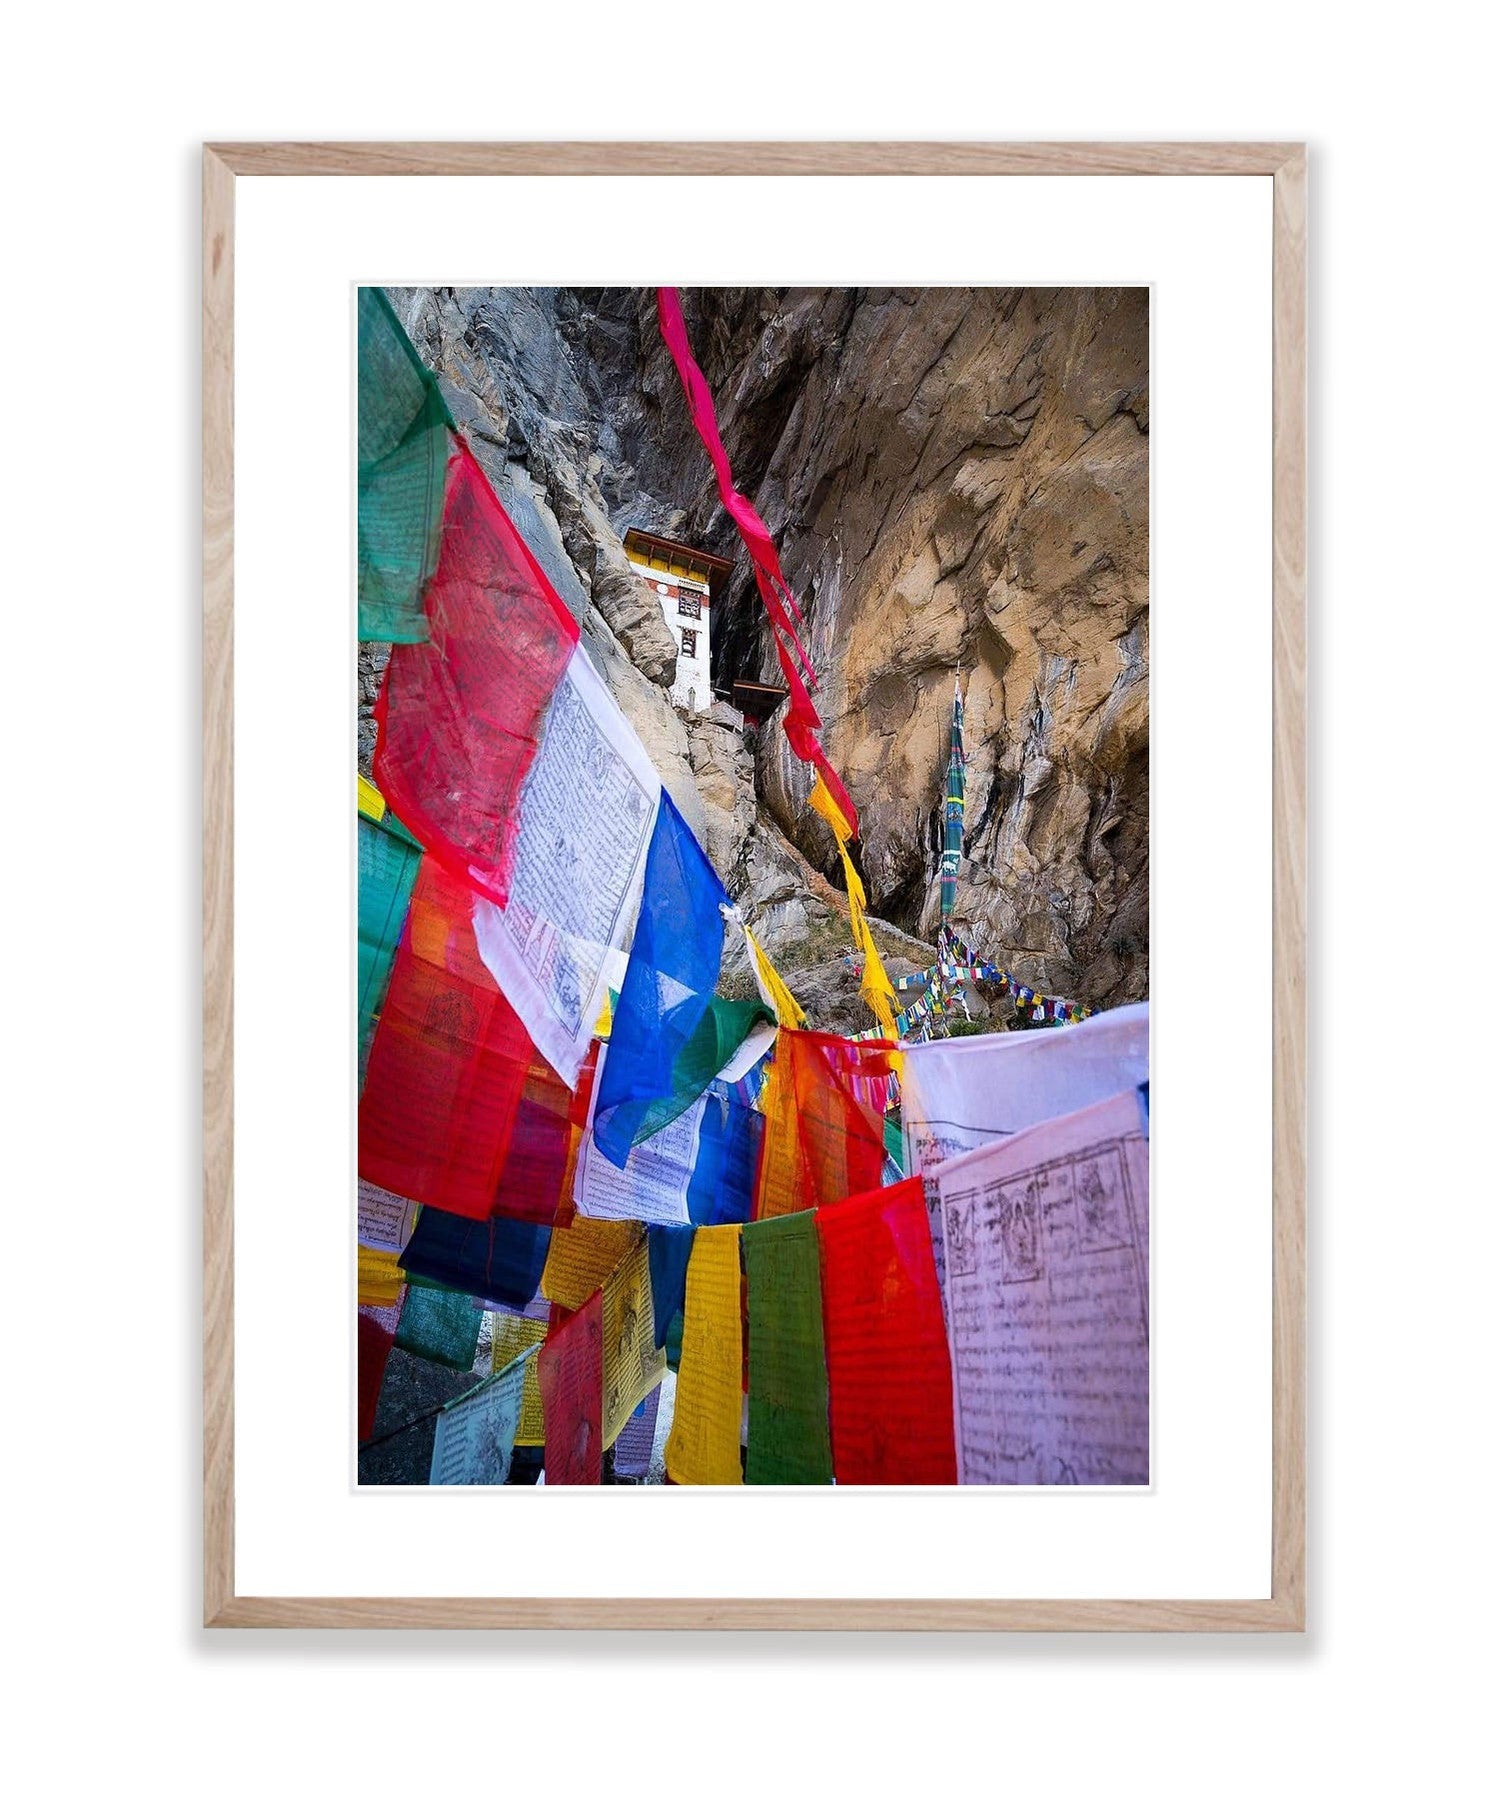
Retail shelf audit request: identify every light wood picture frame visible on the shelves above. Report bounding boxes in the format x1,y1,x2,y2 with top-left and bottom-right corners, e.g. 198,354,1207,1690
203,140,1306,1631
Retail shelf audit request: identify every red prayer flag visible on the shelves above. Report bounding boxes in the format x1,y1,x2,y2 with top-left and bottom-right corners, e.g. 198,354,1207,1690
359,859,574,1224
656,289,858,834
372,440,580,907
357,1309,397,1443
754,1030,897,1219
816,1177,957,1484
538,1289,604,1484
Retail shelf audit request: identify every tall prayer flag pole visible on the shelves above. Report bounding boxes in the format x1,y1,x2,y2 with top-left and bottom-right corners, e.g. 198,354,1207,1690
940,674,965,922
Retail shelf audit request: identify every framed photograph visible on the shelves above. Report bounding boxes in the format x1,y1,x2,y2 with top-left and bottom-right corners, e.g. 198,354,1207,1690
204,141,1305,1629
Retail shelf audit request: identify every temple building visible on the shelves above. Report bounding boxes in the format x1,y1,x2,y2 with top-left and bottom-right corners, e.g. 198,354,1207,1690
623,527,733,714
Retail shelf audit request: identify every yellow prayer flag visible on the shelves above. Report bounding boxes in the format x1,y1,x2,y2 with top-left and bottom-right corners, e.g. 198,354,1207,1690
357,773,386,822
541,1215,643,1311
745,923,807,1030
601,1235,667,1449
492,1313,549,1446
358,1246,405,1307
664,1225,745,1485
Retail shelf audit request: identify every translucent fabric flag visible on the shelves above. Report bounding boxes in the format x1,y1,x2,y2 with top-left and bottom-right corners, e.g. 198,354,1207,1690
398,1207,551,1311
753,1030,899,1220
593,791,729,1168
686,1083,765,1226
429,1344,536,1486
630,995,773,1146
358,807,422,1082
358,1308,398,1443
646,1223,696,1350
900,1001,1150,1178
724,906,806,1029
372,439,580,908
357,287,453,644
357,1180,419,1255
541,1215,643,1311
816,1177,957,1485
808,772,898,1040
664,1225,744,1485
743,1211,834,1485
539,1289,604,1485
358,1247,406,1307
359,859,574,1224
394,1279,483,1370
472,644,662,1088
931,1089,1148,1485
612,1385,661,1480
492,1296,550,1447
600,1233,667,1449
657,289,857,833
573,1049,706,1226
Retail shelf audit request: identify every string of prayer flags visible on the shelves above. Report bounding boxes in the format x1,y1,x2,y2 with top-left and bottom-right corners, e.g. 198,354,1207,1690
359,858,575,1224
816,1177,957,1484
743,1211,834,1484
612,1385,661,1480
491,1297,550,1446
357,286,454,644
429,1345,536,1485
600,1233,667,1448
471,644,662,1088
664,1225,745,1485
398,1208,551,1311
753,1030,899,1220
539,1289,604,1484
646,1223,696,1350
592,791,729,1168
808,770,899,1039
900,1000,1149,1179
656,288,858,833
541,1215,642,1311
931,1089,1149,1484
394,1279,484,1370
358,803,422,1080
372,438,580,908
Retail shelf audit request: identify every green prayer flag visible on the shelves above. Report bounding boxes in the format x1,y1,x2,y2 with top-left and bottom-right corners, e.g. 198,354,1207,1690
630,995,773,1147
744,1211,834,1485
358,286,454,643
358,808,422,1083
394,1280,483,1370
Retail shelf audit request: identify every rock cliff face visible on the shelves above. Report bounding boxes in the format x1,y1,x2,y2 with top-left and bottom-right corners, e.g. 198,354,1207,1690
366,286,1149,1020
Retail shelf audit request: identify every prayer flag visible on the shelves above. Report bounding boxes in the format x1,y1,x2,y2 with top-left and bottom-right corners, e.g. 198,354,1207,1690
646,1223,696,1350
901,1001,1150,1179
357,1308,398,1442
664,1225,744,1485
592,791,728,1168
808,772,898,1039
539,1289,604,1485
359,859,575,1224
358,806,422,1081
754,1030,898,1220
357,287,453,644
612,1386,661,1480
472,644,661,1088
816,1177,957,1484
656,289,857,832
541,1215,642,1311
930,1089,1148,1484
372,439,580,908
940,676,966,921
686,1081,765,1226
429,1345,536,1485
492,1298,550,1446
398,1208,551,1311
394,1279,483,1370
744,1211,834,1484
600,1234,667,1449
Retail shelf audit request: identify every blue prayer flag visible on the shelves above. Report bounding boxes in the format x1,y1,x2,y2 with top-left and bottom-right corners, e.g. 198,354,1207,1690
593,791,728,1167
